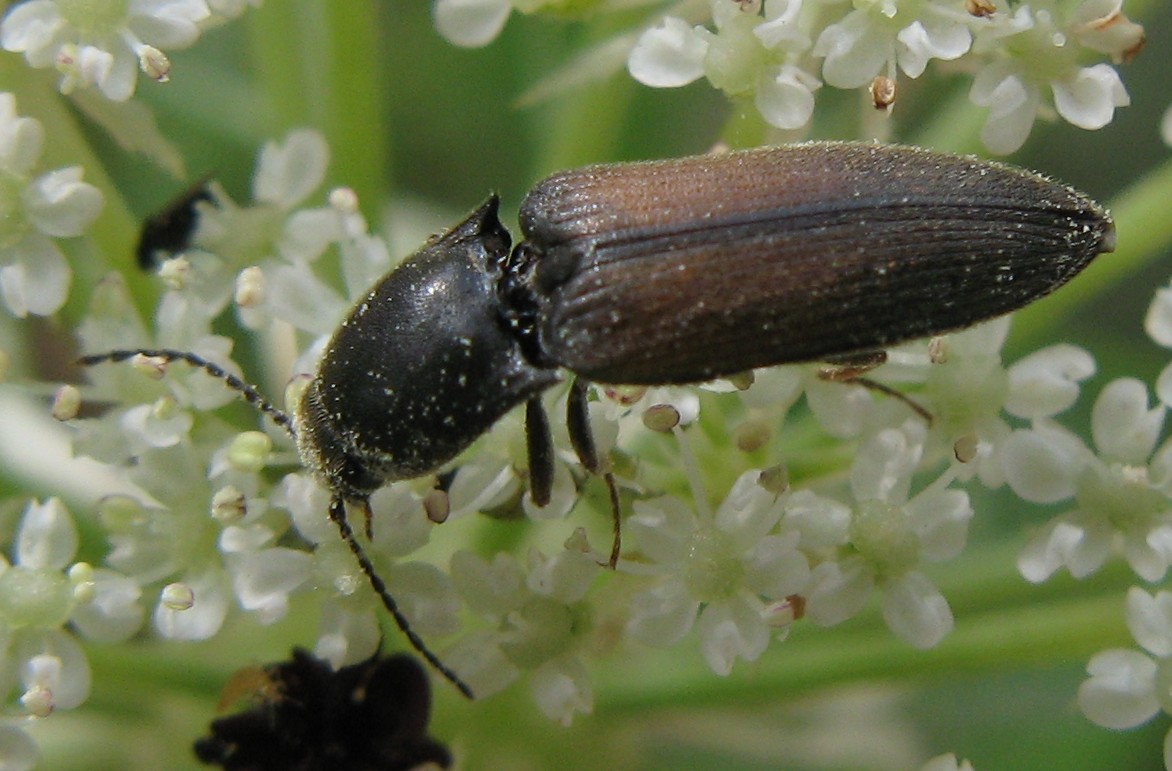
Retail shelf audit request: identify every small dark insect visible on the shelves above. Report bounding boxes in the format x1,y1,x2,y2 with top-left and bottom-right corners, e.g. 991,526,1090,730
136,177,215,269
80,141,1115,696
194,648,452,771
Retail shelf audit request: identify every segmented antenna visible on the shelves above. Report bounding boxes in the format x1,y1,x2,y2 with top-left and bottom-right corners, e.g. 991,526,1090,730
329,497,474,699
77,349,296,437
78,348,475,699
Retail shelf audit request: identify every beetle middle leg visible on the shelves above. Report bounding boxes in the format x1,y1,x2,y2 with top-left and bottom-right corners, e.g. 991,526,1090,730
524,383,622,569
818,351,933,424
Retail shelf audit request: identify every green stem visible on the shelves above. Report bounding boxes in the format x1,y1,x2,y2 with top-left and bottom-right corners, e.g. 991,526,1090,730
247,0,390,209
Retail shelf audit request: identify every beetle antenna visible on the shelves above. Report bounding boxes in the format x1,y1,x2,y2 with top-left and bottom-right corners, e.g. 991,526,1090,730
602,471,621,569
77,349,296,438
329,497,474,699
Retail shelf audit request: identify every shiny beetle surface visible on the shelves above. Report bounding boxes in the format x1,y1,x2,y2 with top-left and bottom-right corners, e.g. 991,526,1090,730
301,141,1115,504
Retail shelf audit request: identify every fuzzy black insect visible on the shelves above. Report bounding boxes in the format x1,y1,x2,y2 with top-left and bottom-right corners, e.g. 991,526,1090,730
136,177,215,269
194,648,451,771
81,141,1115,697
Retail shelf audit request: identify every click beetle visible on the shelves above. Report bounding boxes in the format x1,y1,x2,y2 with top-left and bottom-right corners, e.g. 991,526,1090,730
81,141,1116,696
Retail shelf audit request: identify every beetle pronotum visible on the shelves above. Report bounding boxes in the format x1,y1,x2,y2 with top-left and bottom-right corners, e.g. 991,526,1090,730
80,141,1116,696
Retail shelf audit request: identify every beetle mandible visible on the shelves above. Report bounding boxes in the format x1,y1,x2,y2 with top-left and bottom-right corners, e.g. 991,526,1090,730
81,141,1116,696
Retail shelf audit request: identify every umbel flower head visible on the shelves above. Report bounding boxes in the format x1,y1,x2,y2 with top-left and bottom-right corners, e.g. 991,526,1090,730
0,0,216,101
435,0,1144,154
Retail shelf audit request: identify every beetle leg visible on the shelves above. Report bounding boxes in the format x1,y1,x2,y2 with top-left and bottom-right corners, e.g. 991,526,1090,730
567,379,622,569
818,352,933,424
525,398,554,507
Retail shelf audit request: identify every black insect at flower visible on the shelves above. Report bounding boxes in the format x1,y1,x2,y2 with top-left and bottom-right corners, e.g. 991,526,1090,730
194,648,452,771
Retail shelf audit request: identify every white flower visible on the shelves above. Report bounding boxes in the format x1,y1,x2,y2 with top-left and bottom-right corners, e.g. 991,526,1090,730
813,0,972,89
0,93,101,318
969,4,1133,153
627,470,810,675
803,426,972,648
449,548,601,724
1011,379,1172,583
1,0,211,100
1079,587,1172,765
628,1,821,131
0,499,143,731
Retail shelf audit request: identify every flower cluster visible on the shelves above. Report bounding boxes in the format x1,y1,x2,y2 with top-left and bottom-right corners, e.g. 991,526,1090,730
435,0,1145,154
0,0,261,102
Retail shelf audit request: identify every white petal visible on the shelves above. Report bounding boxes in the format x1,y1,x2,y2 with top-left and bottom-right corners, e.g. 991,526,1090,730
0,96,44,175
277,473,333,544
450,550,526,621
746,533,810,598
526,549,597,603
970,64,1039,154
627,17,707,88
1162,105,1172,148
265,262,348,336
1126,587,1172,658
851,428,919,504
781,489,851,550
230,547,312,623
154,570,230,640
16,498,77,570
253,129,329,208
1079,648,1159,729
24,167,103,237
368,484,431,557
1145,285,1172,348
433,0,511,48
531,656,593,726
1005,344,1096,419
907,488,972,562
0,1,62,55
1092,378,1164,463
806,377,872,438
387,561,461,637
755,64,818,130
881,571,953,648
627,580,698,646
315,604,380,668
697,594,769,676
1000,426,1086,503
815,11,888,90
629,496,695,566
69,569,145,642
1052,64,1129,130
715,469,783,545
279,207,340,262
128,0,210,48
0,234,70,317
805,557,873,626
15,629,91,710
